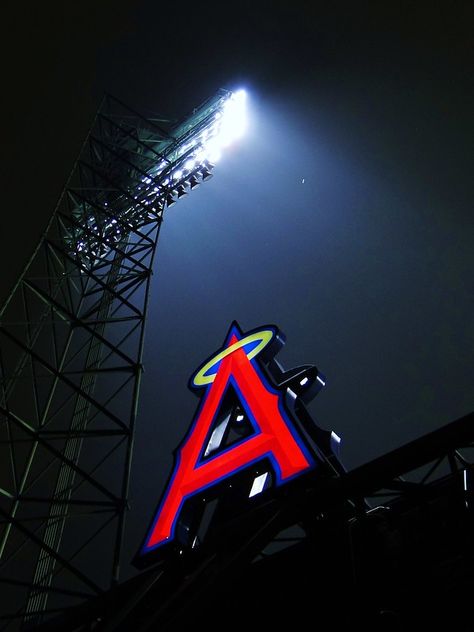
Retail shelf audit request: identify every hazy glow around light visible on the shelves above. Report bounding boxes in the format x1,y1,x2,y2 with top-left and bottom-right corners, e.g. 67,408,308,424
206,139,222,163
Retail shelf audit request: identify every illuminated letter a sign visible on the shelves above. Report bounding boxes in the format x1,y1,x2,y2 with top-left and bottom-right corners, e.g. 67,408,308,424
137,322,325,562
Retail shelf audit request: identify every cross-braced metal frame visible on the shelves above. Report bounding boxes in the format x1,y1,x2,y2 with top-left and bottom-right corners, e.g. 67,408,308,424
18,412,470,631
114,411,473,632
0,89,236,629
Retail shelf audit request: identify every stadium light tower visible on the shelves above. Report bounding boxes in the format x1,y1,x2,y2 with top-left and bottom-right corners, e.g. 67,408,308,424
0,87,246,629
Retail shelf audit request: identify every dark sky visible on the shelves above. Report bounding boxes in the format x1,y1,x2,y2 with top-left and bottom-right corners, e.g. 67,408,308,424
1,1,473,573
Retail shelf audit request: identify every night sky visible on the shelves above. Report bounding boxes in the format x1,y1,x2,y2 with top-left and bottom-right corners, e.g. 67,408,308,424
1,2,473,575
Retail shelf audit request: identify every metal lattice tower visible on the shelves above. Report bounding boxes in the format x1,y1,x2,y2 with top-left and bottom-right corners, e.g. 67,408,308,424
0,89,245,629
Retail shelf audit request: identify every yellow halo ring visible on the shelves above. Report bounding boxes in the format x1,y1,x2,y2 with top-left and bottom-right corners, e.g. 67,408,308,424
192,329,275,387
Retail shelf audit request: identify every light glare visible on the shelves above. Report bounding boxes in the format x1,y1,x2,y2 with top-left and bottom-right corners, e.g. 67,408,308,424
197,89,247,164
218,90,247,147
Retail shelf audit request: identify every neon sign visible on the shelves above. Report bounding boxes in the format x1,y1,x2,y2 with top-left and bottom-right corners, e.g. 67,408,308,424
135,322,339,565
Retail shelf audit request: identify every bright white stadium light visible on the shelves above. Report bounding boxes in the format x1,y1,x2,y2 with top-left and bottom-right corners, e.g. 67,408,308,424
218,89,247,146
205,139,222,163
71,88,248,264
198,89,247,163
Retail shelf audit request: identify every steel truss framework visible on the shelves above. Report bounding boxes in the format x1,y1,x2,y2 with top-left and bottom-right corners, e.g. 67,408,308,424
26,411,472,631
0,90,234,630
140,413,473,630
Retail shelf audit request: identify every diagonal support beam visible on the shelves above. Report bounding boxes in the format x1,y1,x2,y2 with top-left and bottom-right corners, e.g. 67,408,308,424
45,239,144,319
0,504,103,596
0,405,123,505
0,327,130,431
22,279,138,369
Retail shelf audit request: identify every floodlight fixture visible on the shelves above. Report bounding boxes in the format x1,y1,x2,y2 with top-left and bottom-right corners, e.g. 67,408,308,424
188,174,200,189
67,87,247,263
199,162,214,181
165,191,177,207
177,184,188,198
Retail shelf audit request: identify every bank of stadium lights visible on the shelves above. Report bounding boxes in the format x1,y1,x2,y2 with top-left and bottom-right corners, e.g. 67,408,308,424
154,88,247,194
71,89,247,263
191,88,247,165
168,88,247,186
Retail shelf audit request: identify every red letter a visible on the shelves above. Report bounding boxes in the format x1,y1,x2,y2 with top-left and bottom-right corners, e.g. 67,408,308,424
141,324,314,554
